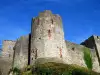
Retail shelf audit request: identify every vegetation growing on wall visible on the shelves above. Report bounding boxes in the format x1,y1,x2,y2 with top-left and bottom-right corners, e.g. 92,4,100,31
12,67,21,75
21,65,33,75
83,47,93,69
14,62,100,75
34,62,99,75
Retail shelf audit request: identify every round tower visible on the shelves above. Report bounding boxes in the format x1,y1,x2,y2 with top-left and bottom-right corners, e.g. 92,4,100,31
31,10,71,65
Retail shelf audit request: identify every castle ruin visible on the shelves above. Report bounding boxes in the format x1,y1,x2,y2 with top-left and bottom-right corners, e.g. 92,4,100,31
0,10,100,75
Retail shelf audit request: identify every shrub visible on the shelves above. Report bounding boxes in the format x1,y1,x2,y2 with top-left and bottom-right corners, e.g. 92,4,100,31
13,67,21,75
34,62,99,75
21,62,100,75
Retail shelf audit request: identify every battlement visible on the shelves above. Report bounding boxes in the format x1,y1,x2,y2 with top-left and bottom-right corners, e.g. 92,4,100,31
39,10,52,17
3,40,16,42
2,40,16,58
32,10,62,29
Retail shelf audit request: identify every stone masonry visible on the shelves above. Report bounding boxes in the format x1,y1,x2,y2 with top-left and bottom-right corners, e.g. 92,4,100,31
0,40,16,75
81,35,100,72
13,35,30,69
31,10,71,65
2,40,16,60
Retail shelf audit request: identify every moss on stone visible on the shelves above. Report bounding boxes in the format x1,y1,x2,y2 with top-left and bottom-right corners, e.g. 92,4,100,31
83,47,93,69
22,70,32,75
35,62,99,75
12,62,100,75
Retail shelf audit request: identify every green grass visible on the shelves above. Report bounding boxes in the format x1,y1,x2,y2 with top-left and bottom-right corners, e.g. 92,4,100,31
34,62,99,75
83,47,93,69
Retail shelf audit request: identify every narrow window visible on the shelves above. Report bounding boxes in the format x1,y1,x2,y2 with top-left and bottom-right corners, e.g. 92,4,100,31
33,50,34,53
97,36,99,39
39,37,41,39
59,48,62,58
72,47,75,51
37,18,39,25
48,29,51,33
35,48,38,59
48,29,51,39
51,19,53,24
97,36,99,40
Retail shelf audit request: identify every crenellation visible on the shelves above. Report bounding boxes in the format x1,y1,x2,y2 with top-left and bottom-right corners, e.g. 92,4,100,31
39,10,52,17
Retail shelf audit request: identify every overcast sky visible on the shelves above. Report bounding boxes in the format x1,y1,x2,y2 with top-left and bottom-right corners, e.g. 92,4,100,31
0,0,100,47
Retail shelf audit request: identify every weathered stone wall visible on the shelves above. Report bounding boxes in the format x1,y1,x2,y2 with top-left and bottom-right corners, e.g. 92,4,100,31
0,40,16,75
65,41,86,67
93,35,100,66
2,40,16,60
13,35,29,69
91,48,100,73
0,57,12,75
31,10,71,65
66,40,100,73
81,35,100,72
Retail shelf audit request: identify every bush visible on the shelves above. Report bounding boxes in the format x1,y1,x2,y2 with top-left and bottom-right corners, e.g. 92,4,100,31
34,62,99,75
20,62,99,75
13,67,21,75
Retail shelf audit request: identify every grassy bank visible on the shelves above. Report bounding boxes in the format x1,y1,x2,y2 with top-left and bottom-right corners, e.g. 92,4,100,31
12,62,100,75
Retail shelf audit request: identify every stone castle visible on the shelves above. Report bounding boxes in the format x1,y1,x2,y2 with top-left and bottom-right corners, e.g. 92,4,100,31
0,10,100,75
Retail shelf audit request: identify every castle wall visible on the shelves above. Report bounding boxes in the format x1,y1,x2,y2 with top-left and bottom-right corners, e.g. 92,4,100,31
31,10,71,65
66,40,100,73
65,41,86,67
0,57,12,75
91,48,100,73
2,40,16,60
13,35,29,69
93,35,100,66
0,40,16,75
81,35,100,72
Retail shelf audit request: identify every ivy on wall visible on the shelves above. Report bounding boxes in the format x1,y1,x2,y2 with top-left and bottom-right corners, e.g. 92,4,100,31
83,47,93,69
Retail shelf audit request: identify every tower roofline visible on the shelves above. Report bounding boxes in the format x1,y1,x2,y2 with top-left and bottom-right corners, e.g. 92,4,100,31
3,40,16,42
